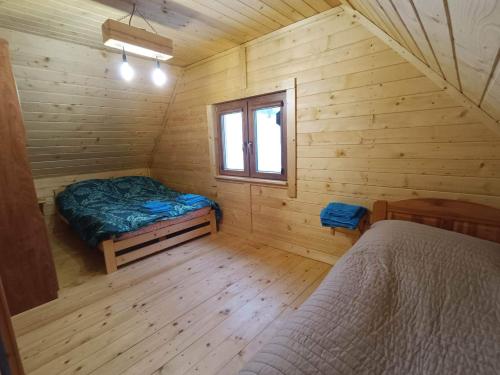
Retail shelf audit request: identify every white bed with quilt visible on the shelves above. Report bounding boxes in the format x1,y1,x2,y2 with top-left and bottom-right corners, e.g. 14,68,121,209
240,199,500,375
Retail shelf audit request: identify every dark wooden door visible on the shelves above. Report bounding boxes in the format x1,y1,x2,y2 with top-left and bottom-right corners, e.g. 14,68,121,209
0,278,24,375
0,39,58,315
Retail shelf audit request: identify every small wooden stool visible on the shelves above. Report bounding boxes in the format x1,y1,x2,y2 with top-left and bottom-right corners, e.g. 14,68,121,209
330,212,369,244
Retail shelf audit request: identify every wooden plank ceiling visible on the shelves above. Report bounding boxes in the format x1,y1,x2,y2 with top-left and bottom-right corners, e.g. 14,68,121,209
0,0,341,67
344,0,500,123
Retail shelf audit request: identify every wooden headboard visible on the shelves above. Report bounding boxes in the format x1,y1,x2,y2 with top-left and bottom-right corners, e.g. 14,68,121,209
371,198,500,244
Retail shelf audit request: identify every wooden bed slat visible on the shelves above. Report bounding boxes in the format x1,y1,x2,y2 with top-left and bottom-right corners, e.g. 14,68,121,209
113,215,211,251
103,210,216,273
115,225,212,266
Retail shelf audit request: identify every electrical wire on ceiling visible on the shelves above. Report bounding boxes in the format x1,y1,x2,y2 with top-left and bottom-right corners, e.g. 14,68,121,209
117,3,158,35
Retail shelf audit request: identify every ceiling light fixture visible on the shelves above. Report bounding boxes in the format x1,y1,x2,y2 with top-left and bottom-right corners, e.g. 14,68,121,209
102,4,173,61
152,59,167,86
120,48,134,81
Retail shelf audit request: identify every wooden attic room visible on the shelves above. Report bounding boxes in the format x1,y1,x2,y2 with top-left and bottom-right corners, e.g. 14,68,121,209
1,0,500,374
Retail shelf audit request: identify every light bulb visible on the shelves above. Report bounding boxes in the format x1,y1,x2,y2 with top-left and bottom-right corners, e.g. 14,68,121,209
120,61,134,81
120,48,134,81
152,60,167,86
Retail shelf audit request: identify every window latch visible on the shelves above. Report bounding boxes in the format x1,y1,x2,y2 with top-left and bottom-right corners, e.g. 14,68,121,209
247,141,253,154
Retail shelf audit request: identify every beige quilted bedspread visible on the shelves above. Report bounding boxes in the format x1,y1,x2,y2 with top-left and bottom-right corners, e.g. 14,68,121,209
240,220,500,375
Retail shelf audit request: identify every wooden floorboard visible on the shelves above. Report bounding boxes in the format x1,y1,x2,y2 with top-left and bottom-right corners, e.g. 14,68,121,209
12,221,330,375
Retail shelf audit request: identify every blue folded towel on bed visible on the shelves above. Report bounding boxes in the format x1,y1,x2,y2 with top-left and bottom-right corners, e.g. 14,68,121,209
177,193,208,205
320,202,367,229
143,200,174,213
143,200,169,209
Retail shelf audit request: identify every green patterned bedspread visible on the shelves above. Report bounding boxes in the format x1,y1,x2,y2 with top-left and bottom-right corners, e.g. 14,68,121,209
56,176,221,247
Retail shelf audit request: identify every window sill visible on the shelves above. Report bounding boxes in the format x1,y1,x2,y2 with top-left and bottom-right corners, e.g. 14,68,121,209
215,175,288,188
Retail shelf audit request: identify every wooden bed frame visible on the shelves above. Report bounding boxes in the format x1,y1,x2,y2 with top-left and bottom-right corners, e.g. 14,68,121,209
99,210,217,273
371,198,500,244
54,189,217,274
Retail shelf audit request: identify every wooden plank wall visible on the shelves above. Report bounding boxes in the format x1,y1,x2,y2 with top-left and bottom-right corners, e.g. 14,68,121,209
0,27,181,178
152,8,500,264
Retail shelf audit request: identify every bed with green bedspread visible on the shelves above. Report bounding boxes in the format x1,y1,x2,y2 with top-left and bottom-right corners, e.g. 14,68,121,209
56,176,220,247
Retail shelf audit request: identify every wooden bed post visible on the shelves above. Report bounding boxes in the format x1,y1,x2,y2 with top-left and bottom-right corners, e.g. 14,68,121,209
209,210,217,237
371,201,388,224
102,240,117,274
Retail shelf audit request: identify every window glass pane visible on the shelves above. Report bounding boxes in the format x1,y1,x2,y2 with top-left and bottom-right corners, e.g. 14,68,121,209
254,106,282,174
221,111,244,171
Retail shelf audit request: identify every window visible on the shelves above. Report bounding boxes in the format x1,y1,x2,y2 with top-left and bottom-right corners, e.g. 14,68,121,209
215,92,287,181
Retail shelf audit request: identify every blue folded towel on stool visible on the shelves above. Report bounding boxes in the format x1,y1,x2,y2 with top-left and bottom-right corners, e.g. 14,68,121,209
320,202,367,229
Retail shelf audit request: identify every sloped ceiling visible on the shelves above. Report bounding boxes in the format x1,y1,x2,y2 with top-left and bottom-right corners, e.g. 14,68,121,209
0,27,182,178
0,0,341,178
0,0,341,67
345,0,500,122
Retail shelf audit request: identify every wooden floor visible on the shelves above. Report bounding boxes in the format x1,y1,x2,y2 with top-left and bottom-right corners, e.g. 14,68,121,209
12,223,330,375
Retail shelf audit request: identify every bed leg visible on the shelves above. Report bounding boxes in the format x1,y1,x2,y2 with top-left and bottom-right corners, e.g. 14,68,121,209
102,240,117,274
209,210,217,237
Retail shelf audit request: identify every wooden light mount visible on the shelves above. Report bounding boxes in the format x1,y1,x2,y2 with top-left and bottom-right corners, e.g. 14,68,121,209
102,19,173,61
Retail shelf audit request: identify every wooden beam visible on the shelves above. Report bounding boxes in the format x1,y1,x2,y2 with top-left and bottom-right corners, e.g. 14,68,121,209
239,46,247,90
149,70,184,168
340,4,500,136
0,39,59,315
206,104,218,180
285,79,297,198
